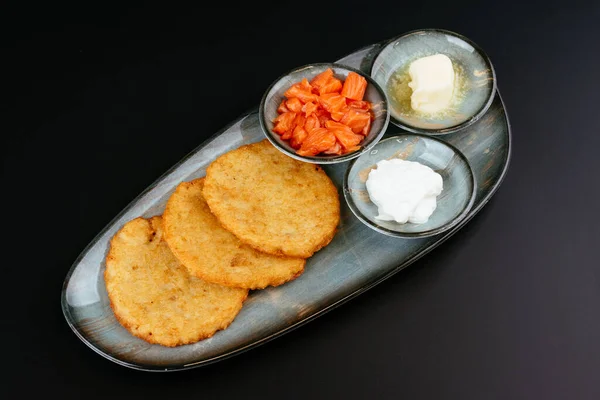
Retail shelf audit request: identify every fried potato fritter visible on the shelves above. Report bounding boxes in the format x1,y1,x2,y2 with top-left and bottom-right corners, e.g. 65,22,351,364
163,178,305,289
104,216,248,347
203,139,340,258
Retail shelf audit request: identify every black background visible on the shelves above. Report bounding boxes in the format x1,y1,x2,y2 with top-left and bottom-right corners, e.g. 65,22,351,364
4,1,600,399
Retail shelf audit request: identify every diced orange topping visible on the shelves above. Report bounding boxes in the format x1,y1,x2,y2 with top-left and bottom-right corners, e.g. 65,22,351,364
284,82,318,103
310,68,343,95
304,114,320,133
323,142,342,155
315,108,331,127
282,113,306,140
319,93,346,114
361,117,372,136
298,77,312,92
302,101,319,118
326,120,364,149
318,77,343,95
325,120,352,131
340,108,371,134
286,97,303,113
272,69,373,156
330,107,347,122
272,111,297,136
310,69,334,92
341,71,367,101
290,126,308,149
293,113,306,130
297,128,336,157
277,100,289,114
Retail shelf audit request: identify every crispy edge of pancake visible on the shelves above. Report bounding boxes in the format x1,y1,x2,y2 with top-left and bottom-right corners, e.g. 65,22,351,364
203,139,340,258
104,216,248,347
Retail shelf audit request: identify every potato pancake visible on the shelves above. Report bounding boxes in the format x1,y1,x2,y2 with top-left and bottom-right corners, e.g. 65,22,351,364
104,216,247,347
203,139,340,258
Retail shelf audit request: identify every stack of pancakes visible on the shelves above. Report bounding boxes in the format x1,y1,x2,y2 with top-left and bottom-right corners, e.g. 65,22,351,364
104,139,340,347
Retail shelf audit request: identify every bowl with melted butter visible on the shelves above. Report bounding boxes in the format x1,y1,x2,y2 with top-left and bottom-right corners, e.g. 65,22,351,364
370,28,496,134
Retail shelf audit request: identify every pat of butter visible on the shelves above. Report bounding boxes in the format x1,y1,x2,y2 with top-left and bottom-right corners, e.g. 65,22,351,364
407,54,455,113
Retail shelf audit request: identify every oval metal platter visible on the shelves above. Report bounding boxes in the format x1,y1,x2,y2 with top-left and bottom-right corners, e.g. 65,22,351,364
61,40,512,371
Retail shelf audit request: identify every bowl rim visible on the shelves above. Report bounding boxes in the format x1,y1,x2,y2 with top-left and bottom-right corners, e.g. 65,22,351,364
370,28,497,135
343,133,478,238
259,62,391,164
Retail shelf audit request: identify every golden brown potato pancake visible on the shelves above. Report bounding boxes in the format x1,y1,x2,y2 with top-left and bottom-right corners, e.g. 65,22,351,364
203,139,340,258
104,216,247,347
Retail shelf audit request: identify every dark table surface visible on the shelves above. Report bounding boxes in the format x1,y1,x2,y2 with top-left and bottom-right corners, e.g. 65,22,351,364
4,1,600,399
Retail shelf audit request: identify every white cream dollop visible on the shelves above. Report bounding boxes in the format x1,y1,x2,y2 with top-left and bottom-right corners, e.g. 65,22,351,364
408,54,455,114
365,159,443,224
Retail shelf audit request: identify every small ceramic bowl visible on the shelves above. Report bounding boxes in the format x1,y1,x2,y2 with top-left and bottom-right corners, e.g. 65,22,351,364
344,134,476,238
259,63,390,164
370,28,496,134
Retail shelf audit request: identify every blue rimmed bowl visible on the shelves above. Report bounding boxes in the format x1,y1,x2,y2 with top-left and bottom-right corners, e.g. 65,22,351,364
259,62,390,164
344,134,477,238
370,29,496,135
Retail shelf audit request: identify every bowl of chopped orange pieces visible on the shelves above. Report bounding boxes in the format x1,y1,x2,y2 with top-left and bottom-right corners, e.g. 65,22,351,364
259,63,390,164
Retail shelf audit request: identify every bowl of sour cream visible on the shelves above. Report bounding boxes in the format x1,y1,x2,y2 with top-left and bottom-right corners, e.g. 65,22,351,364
370,28,496,134
343,134,476,238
